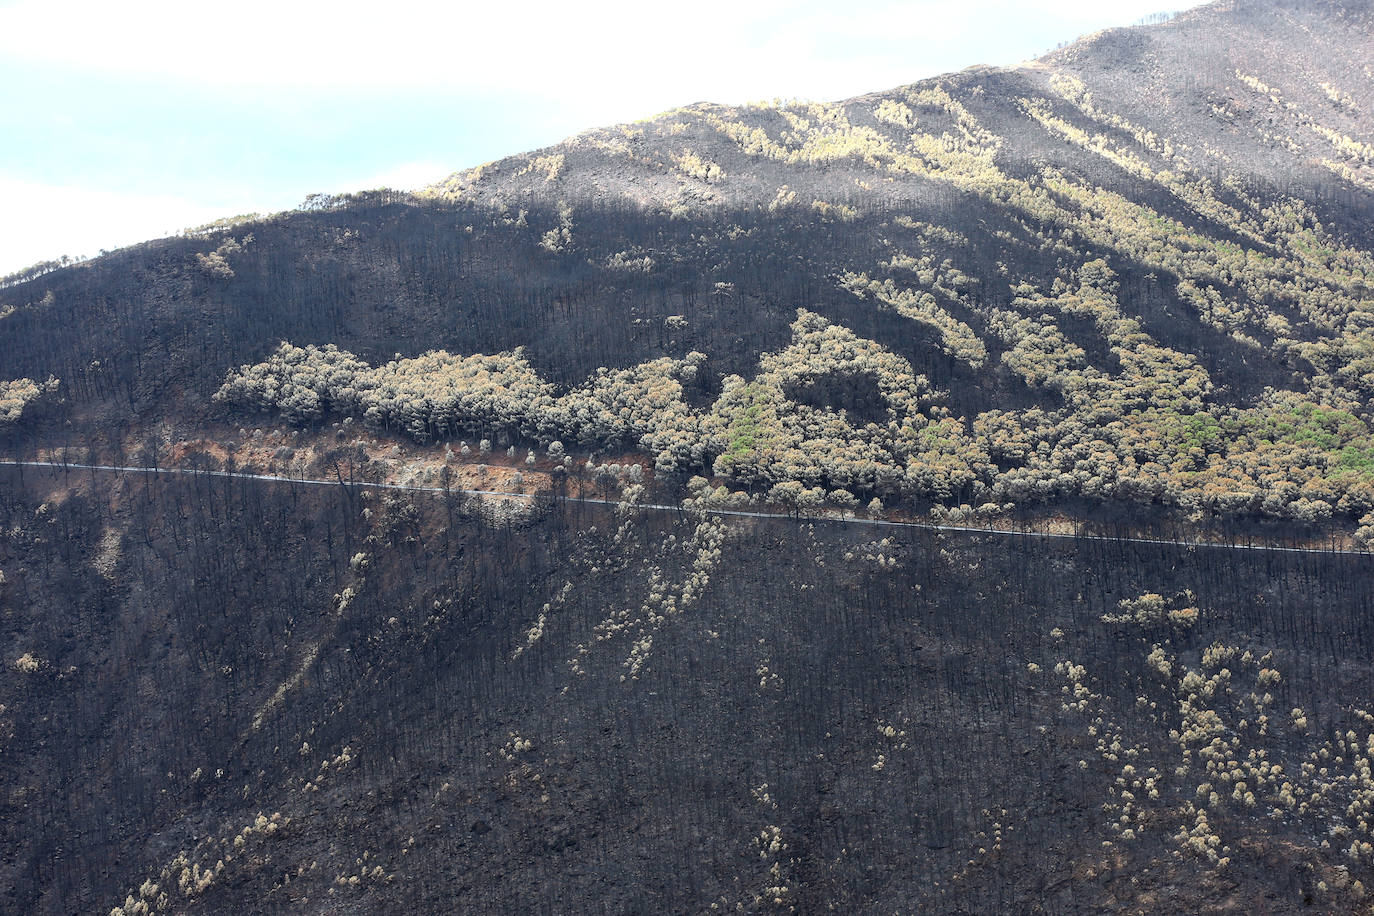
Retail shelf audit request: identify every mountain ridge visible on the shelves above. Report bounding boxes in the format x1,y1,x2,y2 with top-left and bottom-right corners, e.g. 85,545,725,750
4,4,1374,912
424,0,1373,222
4,0,1374,534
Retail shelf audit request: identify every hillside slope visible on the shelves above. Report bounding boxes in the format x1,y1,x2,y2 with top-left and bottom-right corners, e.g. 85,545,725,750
432,0,1374,222
3,1,1374,912
4,466,1374,914
4,1,1374,534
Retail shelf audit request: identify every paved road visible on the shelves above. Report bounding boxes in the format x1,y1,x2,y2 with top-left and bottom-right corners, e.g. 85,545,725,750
0,459,1365,557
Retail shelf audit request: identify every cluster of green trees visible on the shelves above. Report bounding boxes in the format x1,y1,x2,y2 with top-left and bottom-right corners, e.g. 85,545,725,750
217,309,986,501
205,71,1374,528
840,272,987,367
0,376,59,426
220,254,1374,525
683,73,1373,411
216,343,709,469
970,261,1374,522
701,309,984,497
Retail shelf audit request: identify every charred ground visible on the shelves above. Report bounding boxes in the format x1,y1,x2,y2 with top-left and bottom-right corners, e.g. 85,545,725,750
4,0,1374,911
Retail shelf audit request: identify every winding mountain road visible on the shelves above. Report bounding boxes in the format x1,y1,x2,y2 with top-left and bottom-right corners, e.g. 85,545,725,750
1,459,1365,557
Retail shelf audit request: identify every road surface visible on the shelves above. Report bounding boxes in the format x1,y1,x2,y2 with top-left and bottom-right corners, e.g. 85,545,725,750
0,459,1364,557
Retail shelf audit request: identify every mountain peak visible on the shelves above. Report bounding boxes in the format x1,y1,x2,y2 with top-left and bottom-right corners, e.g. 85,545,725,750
5,4,1374,912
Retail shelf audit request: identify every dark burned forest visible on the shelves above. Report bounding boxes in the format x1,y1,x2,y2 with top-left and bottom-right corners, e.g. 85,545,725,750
3,464,1373,913
4,0,1374,911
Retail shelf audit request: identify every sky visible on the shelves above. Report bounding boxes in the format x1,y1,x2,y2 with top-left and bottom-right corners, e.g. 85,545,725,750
0,0,1203,276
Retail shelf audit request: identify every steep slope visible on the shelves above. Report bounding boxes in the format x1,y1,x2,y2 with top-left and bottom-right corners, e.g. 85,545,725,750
430,0,1374,224
4,0,1374,535
3,1,1374,912
3,466,1373,914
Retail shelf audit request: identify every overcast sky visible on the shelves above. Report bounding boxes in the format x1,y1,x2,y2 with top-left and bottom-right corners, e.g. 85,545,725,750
0,0,1202,276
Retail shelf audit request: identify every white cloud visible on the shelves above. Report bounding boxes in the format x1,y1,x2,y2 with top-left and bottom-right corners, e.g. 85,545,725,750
350,160,453,192
0,1,1202,272
0,177,280,276
0,162,457,276
0,0,1201,108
